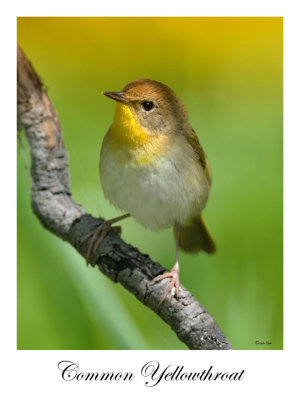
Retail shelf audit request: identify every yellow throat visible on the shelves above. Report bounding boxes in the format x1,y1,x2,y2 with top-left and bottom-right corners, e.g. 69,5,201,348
110,103,148,147
109,103,166,164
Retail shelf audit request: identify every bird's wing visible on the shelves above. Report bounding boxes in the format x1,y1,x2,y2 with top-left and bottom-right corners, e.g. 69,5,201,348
184,127,212,186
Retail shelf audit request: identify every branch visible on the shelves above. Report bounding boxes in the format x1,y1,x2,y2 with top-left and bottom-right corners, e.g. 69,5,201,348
17,46,233,350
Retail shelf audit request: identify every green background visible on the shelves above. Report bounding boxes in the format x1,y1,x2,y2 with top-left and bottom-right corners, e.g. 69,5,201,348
17,17,283,350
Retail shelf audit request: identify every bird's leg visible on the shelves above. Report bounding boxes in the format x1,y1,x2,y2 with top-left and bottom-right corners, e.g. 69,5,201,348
81,213,130,264
151,224,181,305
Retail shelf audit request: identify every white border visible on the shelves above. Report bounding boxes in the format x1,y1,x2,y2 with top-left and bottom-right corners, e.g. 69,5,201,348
2,0,299,398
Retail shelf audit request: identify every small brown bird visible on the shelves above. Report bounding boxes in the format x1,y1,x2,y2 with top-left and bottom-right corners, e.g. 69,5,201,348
84,79,216,304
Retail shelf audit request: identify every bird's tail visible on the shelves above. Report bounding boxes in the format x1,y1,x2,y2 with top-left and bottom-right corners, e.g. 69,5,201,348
175,214,216,254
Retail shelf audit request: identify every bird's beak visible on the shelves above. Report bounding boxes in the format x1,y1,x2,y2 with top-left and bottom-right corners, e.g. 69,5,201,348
102,91,129,104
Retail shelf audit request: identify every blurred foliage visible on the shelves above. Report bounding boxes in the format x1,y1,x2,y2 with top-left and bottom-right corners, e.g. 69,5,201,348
17,17,283,350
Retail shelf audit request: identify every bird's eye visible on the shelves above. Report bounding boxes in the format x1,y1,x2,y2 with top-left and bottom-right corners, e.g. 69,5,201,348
142,101,154,111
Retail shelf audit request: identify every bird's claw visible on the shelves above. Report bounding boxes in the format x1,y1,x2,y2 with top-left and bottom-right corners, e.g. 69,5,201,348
150,262,181,306
81,221,121,265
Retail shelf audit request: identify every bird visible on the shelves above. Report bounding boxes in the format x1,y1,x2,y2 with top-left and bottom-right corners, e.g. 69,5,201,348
82,78,216,305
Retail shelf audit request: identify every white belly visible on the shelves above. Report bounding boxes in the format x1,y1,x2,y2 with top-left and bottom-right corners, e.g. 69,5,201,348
100,136,210,231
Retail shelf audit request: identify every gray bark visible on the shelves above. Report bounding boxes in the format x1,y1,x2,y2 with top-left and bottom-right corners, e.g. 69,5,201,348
17,45,233,350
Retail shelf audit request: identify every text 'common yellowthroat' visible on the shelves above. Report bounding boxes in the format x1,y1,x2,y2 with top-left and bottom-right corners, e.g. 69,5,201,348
84,79,216,304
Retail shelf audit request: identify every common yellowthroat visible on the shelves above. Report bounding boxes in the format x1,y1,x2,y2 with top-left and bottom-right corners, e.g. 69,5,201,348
84,79,216,304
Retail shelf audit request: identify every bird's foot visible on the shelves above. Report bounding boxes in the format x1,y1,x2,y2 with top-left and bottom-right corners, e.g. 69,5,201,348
151,261,181,306
81,220,121,265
